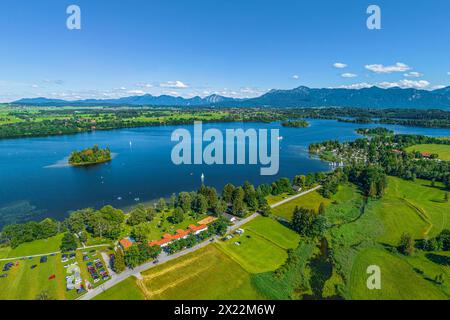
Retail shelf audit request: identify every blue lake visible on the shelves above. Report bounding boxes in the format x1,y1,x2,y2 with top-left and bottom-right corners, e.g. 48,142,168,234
0,119,449,224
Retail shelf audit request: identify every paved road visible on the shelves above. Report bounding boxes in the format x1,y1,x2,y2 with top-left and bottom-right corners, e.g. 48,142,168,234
0,244,110,262
78,186,321,300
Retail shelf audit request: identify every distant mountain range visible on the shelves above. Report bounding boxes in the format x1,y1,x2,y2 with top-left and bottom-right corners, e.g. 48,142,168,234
11,86,450,109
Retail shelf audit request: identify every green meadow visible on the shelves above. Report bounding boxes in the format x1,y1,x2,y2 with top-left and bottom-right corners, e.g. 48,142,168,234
271,190,331,221
331,177,450,300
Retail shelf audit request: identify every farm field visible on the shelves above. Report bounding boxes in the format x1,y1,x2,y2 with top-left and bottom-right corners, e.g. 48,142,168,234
405,144,450,161
138,244,264,300
94,277,145,300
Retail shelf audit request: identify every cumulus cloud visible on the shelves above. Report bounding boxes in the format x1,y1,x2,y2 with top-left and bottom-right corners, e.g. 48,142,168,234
365,62,410,74
341,73,357,78
159,80,189,89
333,62,347,69
338,79,431,90
448,72,450,75
378,79,430,89
404,71,423,78
431,85,446,90
292,75,299,80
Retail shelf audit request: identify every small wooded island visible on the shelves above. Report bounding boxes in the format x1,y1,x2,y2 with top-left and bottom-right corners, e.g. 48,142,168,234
281,120,309,128
68,145,112,166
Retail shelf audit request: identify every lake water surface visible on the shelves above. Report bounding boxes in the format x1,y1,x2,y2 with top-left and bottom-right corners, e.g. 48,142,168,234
0,119,449,224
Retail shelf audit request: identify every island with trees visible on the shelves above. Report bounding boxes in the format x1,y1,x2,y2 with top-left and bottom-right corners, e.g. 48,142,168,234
68,145,112,166
281,120,309,128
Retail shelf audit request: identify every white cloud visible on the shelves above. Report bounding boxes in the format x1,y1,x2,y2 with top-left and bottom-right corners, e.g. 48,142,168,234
447,72,450,75
159,80,189,89
31,84,39,88
378,79,430,89
338,79,430,90
292,75,299,80
365,62,410,74
333,62,347,69
431,85,446,90
338,82,372,89
126,90,146,95
404,71,423,78
135,83,153,88
341,73,357,78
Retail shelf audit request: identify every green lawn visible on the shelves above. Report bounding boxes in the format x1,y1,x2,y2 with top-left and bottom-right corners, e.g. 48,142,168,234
216,230,288,273
0,253,78,300
348,248,448,300
405,144,450,161
266,193,294,206
3,234,63,259
242,216,300,250
139,244,264,300
0,248,111,300
271,190,331,221
94,278,145,300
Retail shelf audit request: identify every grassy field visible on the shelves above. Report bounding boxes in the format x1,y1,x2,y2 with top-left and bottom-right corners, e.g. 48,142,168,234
138,244,264,300
243,216,300,250
0,234,63,259
0,253,77,300
0,248,111,300
348,248,448,300
329,177,450,299
94,278,145,300
216,230,288,273
266,193,294,206
405,144,450,161
271,190,331,221
372,177,449,245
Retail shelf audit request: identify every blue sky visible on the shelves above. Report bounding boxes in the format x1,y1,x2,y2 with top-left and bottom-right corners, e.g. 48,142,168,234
0,0,449,102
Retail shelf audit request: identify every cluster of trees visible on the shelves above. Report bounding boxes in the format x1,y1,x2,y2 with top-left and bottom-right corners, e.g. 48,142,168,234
416,229,450,252
68,144,111,165
0,218,60,248
346,166,388,198
123,243,162,268
165,217,230,254
60,232,78,252
356,127,394,136
291,206,327,238
281,120,309,128
398,233,415,256
64,206,125,240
